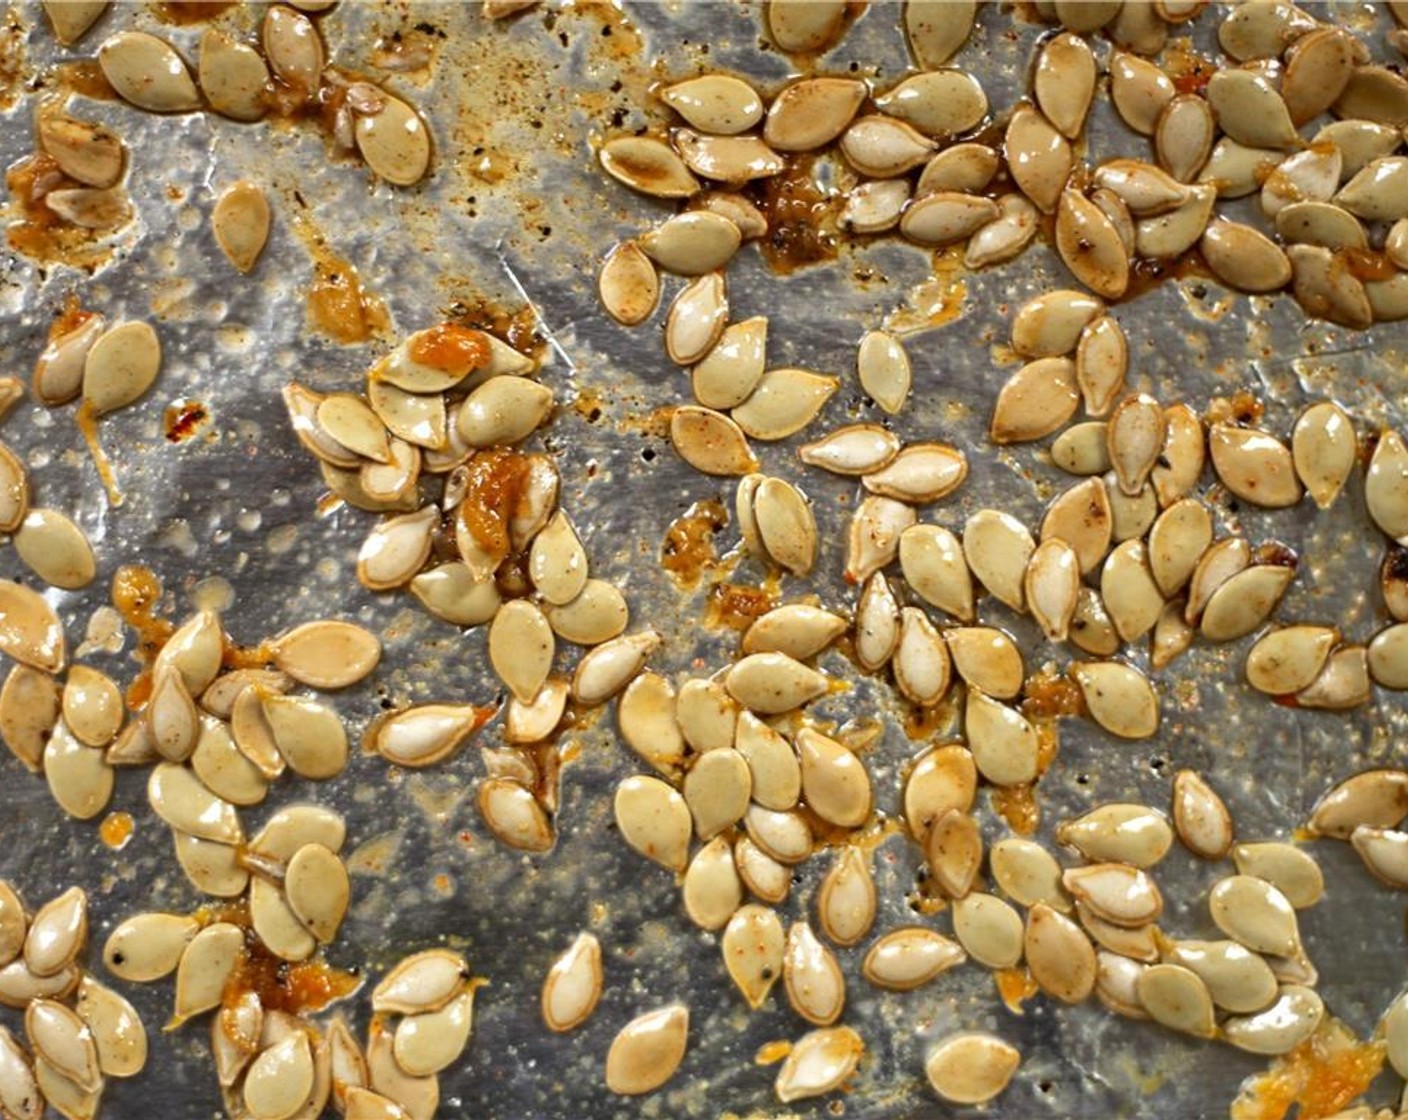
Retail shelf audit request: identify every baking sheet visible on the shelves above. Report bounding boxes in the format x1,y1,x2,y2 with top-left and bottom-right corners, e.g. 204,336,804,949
3,1,1408,1116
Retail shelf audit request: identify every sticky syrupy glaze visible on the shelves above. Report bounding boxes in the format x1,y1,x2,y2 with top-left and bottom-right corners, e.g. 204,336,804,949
406,322,491,373
99,811,134,850
458,447,532,559
749,155,840,275
5,152,115,269
705,582,774,631
164,400,210,443
1230,1022,1384,1120
112,565,176,709
157,1,237,23
660,499,728,588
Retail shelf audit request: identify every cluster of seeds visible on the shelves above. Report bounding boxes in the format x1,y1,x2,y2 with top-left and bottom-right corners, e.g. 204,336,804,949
36,1,429,190
0,883,147,1120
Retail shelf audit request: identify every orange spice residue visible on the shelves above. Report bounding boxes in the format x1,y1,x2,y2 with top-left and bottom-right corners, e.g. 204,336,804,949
225,944,362,1018
885,248,970,336
755,1040,792,1066
5,152,115,270
705,582,774,632
289,212,390,345
991,677,1072,835
750,155,839,276
1230,1022,1385,1120
74,401,125,507
99,811,134,850
660,499,727,588
406,322,491,373
458,447,531,559
163,400,210,443
994,967,1039,1015
112,565,175,709
158,1,236,22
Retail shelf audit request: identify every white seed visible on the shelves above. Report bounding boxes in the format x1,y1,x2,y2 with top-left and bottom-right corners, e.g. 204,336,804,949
952,892,1023,970
774,1025,863,1104
25,1001,98,1093
693,317,767,410
733,367,838,441
1012,289,1103,358
925,808,982,899
723,904,784,1009
1052,423,1112,477
839,115,936,178
199,29,270,122
1246,625,1337,696
614,775,690,872
1153,403,1206,507
797,727,871,828
783,922,844,1026
366,1017,436,1120
1147,499,1212,598
1297,643,1371,710
456,377,553,448
674,129,784,184
1169,939,1278,1015
262,693,347,780
353,91,430,187
1025,903,1096,1004
270,619,379,690
172,922,243,1026
44,722,113,820
641,212,741,276
1185,537,1250,625
505,679,568,746
1156,94,1215,183
863,927,963,991
1262,146,1343,219
1006,104,1071,214
893,608,952,707
736,836,791,903
965,690,1038,787
1094,158,1189,215
1101,540,1163,643
42,0,107,46
1025,539,1079,642
1288,242,1373,329
1096,951,1149,1019
900,525,974,622
1350,825,1408,888
1201,219,1293,293
1210,876,1300,956
745,805,811,865
83,320,159,417
393,988,474,1078
60,666,121,750
816,847,874,948
373,949,467,1015
542,932,602,1032
1071,660,1159,740
682,837,742,932
964,192,1041,267
599,136,698,198
103,912,197,983
285,843,349,943
684,747,751,840
733,712,799,812
1200,564,1294,641
1370,623,1408,690
1109,51,1174,136
616,673,684,778
1063,864,1162,927
24,888,86,980
676,678,737,754
879,70,988,139
1136,964,1216,1037
853,573,901,673
766,0,846,51
98,31,200,112
1057,803,1173,869
1209,423,1302,508
546,579,629,646
1172,769,1234,860
1310,769,1408,839
262,5,323,97
743,605,845,662
990,357,1079,444
244,1033,314,1120
250,876,315,964
900,191,1000,247
764,78,866,151
1207,69,1300,149
1223,986,1324,1055
37,114,123,189
0,666,56,772
478,778,553,852
841,178,911,233
661,74,762,136
855,331,910,415
992,838,1070,911
925,1032,1019,1105
904,743,976,842
173,832,248,898
572,630,660,705
75,976,144,1080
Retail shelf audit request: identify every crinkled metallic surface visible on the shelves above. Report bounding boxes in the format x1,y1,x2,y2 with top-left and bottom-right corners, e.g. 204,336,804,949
1,2,1408,1117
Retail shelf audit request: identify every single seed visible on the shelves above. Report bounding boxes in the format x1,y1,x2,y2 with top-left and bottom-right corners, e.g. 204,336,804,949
98,31,200,113
1025,903,1096,1004
925,1032,1020,1105
774,1026,864,1104
861,928,964,991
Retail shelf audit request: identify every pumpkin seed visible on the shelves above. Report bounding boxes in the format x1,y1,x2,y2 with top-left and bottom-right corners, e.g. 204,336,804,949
284,843,349,943
1063,864,1163,927
598,242,659,327
1025,903,1096,1004
1200,137,1283,199
855,331,910,415
1155,95,1215,183
199,29,270,122
44,721,112,820
675,677,738,754
250,876,316,963
83,320,159,417
743,605,846,661
456,376,553,448
925,808,982,899
733,367,838,441
990,357,1079,444
1074,316,1127,417
674,129,785,184
661,74,762,136
783,921,845,1026
665,273,727,366
103,912,198,983
695,191,768,240
478,777,553,852
816,847,875,948
730,713,797,811
1387,992,1408,1078
1056,188,1130,299
24,888,85,981
173,832,248,898
767,0,847,51
641,212,741,276
1262,146,1343,219
1011,289,1103,357
1057,803,1173,869
599,136,698,198
25,1000,98,1093
952,892,1024,970
1207,69,1300,150
172,922,243,1025
0,666,57,772
572,629,659,705
1136,963,1216,1037
765,78,867,151
839,115,936,178
669,406,756,478
879,70,988,139
1336,65,1408,125
965,690,1038,786
393,988,474,1078
945,627,1022,700
72,976,143,1081
854,572,902,673
345,1089,411,1120
1350,825,1408,887
1369,623,1408,690
745,804,811,865
373,949,467,1015
546,579,629,646
1167,769,1234,860
147,669,199,763
963,509,1034,612
616,673,684,778
1071,660,1159,740
1288,242,1373,328
682,836,742,931
1006,104,1071,213
736,835,791,903
60,666,121,749
1316,118,1401,179
904,743,976,842
1209,875,1300,957
684,747,751,840
965,193,1041,267
1025,539,1079,641
1367,430,1408,543
1101,540,1163,643
541,932,602,1032
1109,51,1174,137
1152,403,1206,507
723,904,784,1009
244,1033,314,1120
1200,564,1294,642
353,91,431,187
506,678,568,745
1223,986,1324,1055
862,927,964,991
614,774,691,872
1094,158,1189,214
1200,219,1293,293
98,31,200,112
1209,423,1302,508
692,317,767,410
796,727,871,827
0,442,27,536
42,0,108,46
37,114,124,189
774,1025,863,1104
1297,643,1371,709
1051,423,1113,476
1096,951,1149,1019
262,5,323,97
366,1017,437,1120
1169,939,1278,1015
211,180,271,273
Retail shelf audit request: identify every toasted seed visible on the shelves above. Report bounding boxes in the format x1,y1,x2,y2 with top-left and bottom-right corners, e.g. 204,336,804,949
684,747,751,840
1210,875,1299,957
766,0,846,50
733,368,838,441
723,904,784,1010
1167,769,1234,860
681,836,743,932
1339,157,1408,223
1296,643,1371,709
1201,219,1293,294
1310,768,1408,839
696,192,767,239
44,721,113,820
1145,499,1211,599
966,690,1037,787
879,71,988,140
753,477,817,575
1288,242,1373,328
675,678,738,754
1135,963,1216,1038
1070,317,1126,417
261,693,347,780
892,608,952,707
1101,540,1163,642
899,525,973,622
37,114,123,189
1155,95,1215,183
103,912,197,983
669,406,757,478
1169,939,1278,1015
1262,146,1343,219
847,574,898,675
1152,403,1205,507
353,91,431,187
1012,289,1103,358
1370,623,1408,690
344,1089,411,1120
1201,564,1294,642
693,317,767,410
505,679,568,746
44,185,131,230
1052,423,1112,476
0,958,77,1008
261,4,322,96
951,892,1023,970
732,713,798,812
862,927,963,991
925,808,982,900
173,832,248,898
1057,803,1173,868
1209,423,1302,508
963,510,1034,612
900,191,1000,248
839,115,935,178
1096,951,1149,1018
964,193,1041,267
546,579,629,646
924,1031,1019,1106
25,1001,98,1094
991,838,1069,912
745,804,811,865
662,272,728,366
82,320,160,417
1349,825,1408,888
148,669,200,763
370,950,466,1019
1056,188,1130,299
855,331,910,415
69,978,140,1085
1025,904,1096,1003
736,836,790,903
0,666,57,772
614,775,691,872
42,0,108,45
815,847,875,949
1246,625,1337,696
243,1032,314,1120
1200,137,1283,199
366,1016,437,1119
796,727,871,827
1224,986,1324,1055
250,875,317,964
1006,104,1071,214
990,358,1079,444
642,212,741,277
1367,430,1408,543
1024,539,1079,642
674,129,784,184
147,760,242,843
266,621,376,691
172,922,243,1025
765,78,867,151
597,241,659,327
1108,51,1173,137
775,1026,863,1104
60,666,120,750
207,180,272,277
844,495,915,581
600,136,698,198
98,31,199,112
1185,537,1250,626
1106,395,1165,497
486,600,553,705
904,743,976,842
540,932,603,1033
24,889,85,980
1071,660,1159,740
198,28,270,122
478,777,553,852
1207,69,1300,150
661,74,761,136
903,0,975,66
616,673,685,778
743,605,845,662
393,987,474,1078
1063,864,1162,927
783,922,845,1026
1094,159,1189,215
284,843,349,944
572,629,660,705
1030,33,1095,138
456,376,554,448
0,886,22,971
725,653,826,716
946,627,1022,700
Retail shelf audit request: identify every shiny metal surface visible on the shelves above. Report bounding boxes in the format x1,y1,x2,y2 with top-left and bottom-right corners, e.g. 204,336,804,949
2,1,1408,1117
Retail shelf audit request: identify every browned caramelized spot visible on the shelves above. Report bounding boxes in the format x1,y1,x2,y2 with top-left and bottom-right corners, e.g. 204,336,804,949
1387,544,1408,583
993,687,1066,835
1231,1022,1385,1120
225,939,361,1017
164,400,210,443
158,1,236,23
755,1040,792,1066
902,699,955,742
1255,541,1299,569
55,61,118,101
447,296,542,360
1206,390,1266,428
660,500,727,588
749,156,840,275
993,967,1038,1015
222,642,274,671
991,784,1039,836
113,565,175,708
1022,672,1084,720
50,294,97,340
4,152,113,268
706,582,773,631
1164,38,1217,96
407,322,491,374
99,811,134,850
307,261,390,344
1342,247,1397,283
1119,250,1210,301
459,447,531,559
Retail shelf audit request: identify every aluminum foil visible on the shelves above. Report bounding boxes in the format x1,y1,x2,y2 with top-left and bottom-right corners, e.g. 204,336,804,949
3,1,1408,1116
